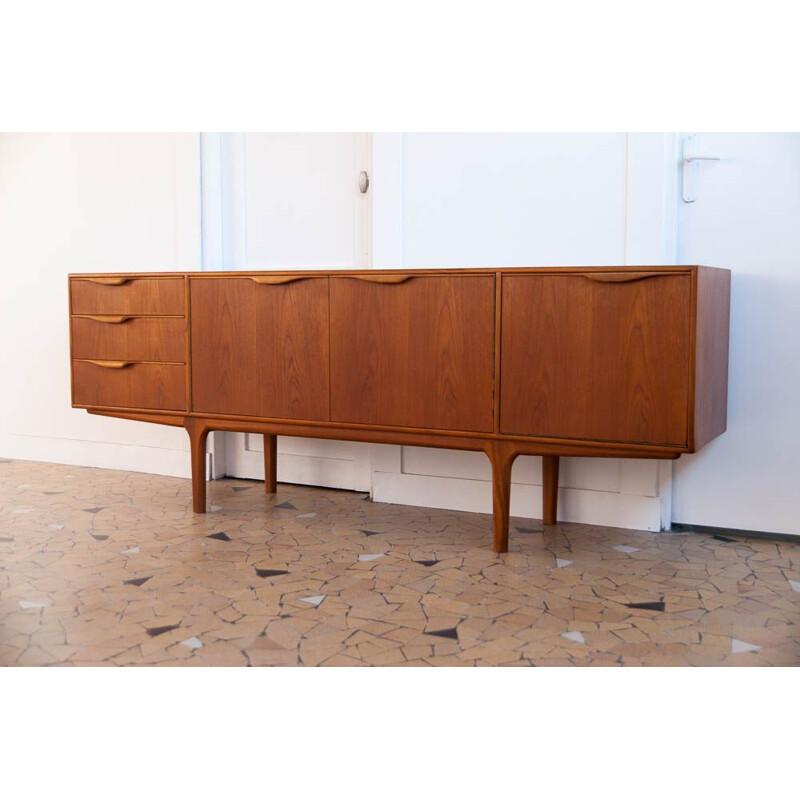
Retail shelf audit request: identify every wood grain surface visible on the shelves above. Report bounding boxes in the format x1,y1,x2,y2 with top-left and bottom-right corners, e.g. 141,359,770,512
691,266,731,450
72,361,186,410
71,277,184,315
190,277,330,420
329,275,495,432
71,316,186,362
500,273,691,446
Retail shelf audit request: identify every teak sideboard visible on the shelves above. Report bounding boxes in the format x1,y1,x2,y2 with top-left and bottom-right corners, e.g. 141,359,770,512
68,266,731,552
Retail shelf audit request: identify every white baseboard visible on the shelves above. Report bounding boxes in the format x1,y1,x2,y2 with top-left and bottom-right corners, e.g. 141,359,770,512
372,472,663,531
224,450,365,491
0,433,192,479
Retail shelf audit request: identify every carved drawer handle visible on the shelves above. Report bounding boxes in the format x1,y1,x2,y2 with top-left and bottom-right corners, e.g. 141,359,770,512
83,277,131,286
79,315,132,324
82,359,133,369
250,275,312,285
581,271,676,283
348,274,412,284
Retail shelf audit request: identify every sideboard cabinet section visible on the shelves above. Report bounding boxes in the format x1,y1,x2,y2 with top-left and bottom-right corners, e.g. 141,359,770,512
190,276,330,421
69,276,188,412
501,272,691,446
329,275,495,432
69,266,731,553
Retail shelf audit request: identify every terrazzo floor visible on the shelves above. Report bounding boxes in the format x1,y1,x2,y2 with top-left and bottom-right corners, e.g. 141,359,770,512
1,458,798,667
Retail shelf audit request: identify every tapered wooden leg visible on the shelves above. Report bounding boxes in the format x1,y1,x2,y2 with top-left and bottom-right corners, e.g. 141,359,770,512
264,434,277,493
487,442,518,553
542,454,560,525
185,420,210,513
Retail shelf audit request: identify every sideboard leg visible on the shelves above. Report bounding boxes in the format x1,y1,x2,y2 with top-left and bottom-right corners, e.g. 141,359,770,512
186,420,210,514
487,443,518,554
542,455,560,525
264,434,277,493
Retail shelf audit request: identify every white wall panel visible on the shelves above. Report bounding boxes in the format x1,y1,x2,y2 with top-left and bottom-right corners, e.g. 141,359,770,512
402,133,626,268
0,133,201,475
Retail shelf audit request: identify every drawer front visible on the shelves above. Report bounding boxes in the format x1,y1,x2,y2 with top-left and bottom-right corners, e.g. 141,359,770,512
71,316,186,362
71,277,184,315
72,361,186,411
500,272,691,446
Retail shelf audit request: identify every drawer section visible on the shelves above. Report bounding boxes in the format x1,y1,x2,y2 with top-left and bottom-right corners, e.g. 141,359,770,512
72,361,186,411
71,277,184,315
71,316,186,362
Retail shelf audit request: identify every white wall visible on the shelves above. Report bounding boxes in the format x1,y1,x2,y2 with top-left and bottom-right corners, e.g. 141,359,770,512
0,133,201,476
673,133,800,535
371,133,677,531
400,133,626,267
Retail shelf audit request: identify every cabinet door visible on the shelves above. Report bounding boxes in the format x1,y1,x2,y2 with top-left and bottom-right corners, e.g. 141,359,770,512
500,273,691,446
190,277,329,421
330,275,494,432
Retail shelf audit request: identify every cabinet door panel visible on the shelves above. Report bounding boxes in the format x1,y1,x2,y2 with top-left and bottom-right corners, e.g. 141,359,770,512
253,278,330,421
330,275,494,432
191,277,329,421
500,274,690,445
191,278,257,415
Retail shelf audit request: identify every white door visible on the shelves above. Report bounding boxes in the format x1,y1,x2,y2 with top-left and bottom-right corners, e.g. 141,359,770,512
673,133,800,535
203,132,373,491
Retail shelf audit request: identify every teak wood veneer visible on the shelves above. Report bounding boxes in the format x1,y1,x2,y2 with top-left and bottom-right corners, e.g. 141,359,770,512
68,266,731,552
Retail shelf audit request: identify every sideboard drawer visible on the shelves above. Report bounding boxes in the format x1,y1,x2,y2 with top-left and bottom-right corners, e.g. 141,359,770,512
71,316,186,362
71,277,184,316
72,361,186,411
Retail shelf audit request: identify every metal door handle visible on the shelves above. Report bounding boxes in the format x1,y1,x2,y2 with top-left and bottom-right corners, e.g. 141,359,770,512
682,135,722,203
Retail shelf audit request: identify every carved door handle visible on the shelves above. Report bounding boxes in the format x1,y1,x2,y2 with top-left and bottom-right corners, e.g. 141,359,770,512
78,315,132,324
347,274,412,284
82,360,133,369
250,275,313,285
83,277,131,286
581,271,677,283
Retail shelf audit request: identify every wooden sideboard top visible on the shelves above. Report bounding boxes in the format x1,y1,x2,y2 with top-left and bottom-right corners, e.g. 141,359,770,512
69,265,713,279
